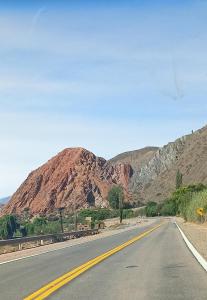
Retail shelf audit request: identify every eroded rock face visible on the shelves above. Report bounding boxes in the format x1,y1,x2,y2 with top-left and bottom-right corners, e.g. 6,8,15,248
2,148,132,216
129,126,207,203
109,125,207,204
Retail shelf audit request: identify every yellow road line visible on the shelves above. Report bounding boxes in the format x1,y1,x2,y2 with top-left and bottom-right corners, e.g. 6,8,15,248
24,222,164,300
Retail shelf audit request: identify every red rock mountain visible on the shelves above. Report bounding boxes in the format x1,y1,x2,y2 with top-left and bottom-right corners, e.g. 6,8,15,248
2,148,132,216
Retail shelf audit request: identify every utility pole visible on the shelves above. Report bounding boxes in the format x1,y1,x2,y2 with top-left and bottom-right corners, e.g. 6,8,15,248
58,207,64,233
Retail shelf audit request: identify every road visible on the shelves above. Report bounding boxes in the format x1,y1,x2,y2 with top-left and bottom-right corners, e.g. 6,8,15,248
0,219,206,300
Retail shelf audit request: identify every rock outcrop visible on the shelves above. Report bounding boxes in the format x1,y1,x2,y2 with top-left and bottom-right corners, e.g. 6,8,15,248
112,125,207,203
2,148,132,216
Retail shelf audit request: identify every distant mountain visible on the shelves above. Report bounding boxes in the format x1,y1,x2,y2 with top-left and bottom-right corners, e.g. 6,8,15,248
0,197,10,204
0,197,10,212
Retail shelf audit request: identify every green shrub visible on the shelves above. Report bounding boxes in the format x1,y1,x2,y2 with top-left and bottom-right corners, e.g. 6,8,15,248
77,208,135,222
0,215,18,239
160,184,207,217
145,202,158,217
185,190,207,222
43,221,61,234
122,209,134,219
78,208,116,222
160,199,177,216
25,223,35,236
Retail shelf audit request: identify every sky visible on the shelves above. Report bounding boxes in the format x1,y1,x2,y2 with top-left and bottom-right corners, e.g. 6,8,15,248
0,0,207,197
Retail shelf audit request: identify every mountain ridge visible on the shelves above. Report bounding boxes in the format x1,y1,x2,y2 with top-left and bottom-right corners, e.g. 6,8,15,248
2,124,207,216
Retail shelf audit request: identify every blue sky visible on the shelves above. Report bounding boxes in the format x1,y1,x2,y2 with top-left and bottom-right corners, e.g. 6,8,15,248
1,0,207,196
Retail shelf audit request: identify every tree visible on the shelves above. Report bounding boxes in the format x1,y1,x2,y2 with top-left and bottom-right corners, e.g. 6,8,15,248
0,215,18,239
145,202,158,217
160,199,177,216
108,185,124,223
32,217,47,234
176,169,183,189
23,207,30,222
19,225,27,237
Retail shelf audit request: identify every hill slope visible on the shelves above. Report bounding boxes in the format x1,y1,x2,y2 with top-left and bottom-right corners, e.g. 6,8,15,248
109,147,158,171
128,125,207,203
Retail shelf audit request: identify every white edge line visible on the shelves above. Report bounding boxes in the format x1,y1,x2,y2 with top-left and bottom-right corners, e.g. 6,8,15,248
175,222,207,272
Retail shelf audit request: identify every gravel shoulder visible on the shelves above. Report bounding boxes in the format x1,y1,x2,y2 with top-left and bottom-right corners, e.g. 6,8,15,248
0,217,157,264
176,217,207,260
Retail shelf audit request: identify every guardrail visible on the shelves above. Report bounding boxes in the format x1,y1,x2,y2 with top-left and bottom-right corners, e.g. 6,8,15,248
0,229,99,253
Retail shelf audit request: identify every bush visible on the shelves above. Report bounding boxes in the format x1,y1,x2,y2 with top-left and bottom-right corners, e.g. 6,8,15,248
79,209,111,223
160,184,207,217
122,209,134,219
145,202,158,217
0,215,18,239
78,208,116,222
43,221,61,234
160,199,177,216
185,190,207,222
77,208,135,223
25,223,35,236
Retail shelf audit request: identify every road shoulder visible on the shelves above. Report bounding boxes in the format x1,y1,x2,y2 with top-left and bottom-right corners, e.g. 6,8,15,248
176,217,207,271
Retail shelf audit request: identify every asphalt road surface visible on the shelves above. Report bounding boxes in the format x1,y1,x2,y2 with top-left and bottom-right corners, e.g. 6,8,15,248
0,219,206,300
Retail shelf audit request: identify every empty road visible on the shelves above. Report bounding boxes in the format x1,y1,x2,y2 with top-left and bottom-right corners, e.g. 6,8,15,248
0,219,206,300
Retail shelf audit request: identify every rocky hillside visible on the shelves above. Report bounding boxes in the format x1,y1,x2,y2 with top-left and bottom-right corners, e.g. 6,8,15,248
127,125,207,203
2,148,132,216
109,147,158,171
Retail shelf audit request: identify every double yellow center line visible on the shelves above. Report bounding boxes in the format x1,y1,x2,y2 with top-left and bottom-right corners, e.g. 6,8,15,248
24,222,164,300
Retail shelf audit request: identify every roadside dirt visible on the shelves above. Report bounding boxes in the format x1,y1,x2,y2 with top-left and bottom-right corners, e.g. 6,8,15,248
176,217,207,260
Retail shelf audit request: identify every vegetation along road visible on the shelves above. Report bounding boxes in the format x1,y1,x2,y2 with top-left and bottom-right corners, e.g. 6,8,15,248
0,219,206,300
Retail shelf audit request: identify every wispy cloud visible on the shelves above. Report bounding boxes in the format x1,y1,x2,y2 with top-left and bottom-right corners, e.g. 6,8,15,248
32,6,46,28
